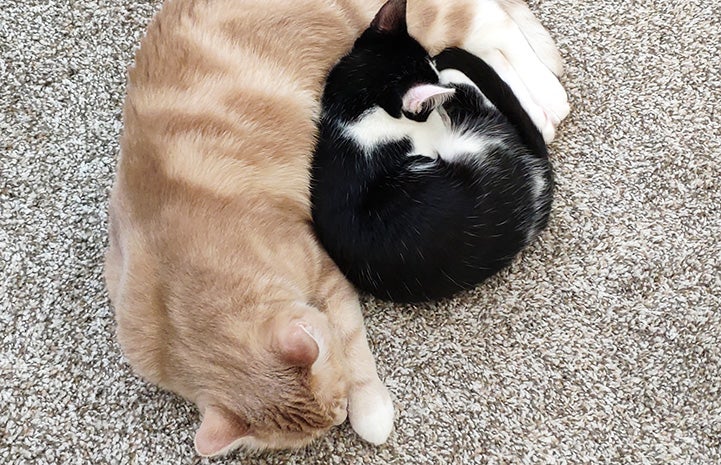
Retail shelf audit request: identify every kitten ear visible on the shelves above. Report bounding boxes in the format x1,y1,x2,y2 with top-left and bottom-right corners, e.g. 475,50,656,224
371,0,407,34
194,406,249,457
277,321,320,367
402,84,456,115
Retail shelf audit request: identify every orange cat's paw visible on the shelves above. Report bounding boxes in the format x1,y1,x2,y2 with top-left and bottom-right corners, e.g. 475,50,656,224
348,381,394,445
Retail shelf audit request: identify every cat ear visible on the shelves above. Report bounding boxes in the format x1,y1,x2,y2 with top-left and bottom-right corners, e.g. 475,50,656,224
194,406,249,457
277,321,320,367
402,84,456,115
371,0,407,34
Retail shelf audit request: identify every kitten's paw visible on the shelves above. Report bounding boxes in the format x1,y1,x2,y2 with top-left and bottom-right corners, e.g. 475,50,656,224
348,381,394,445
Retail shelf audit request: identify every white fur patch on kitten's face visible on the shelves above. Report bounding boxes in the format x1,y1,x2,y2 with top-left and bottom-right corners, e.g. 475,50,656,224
439,68,497,110
344,80,492,164
401,84,455,115
439,68,478,89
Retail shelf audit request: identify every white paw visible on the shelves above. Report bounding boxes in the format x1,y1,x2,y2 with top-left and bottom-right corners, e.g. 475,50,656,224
522,62,570,132
539,110,557,144
531,35,565,78
530,83,569,144
539,93,570,144
348,382,394,445
538,83,570,126
523,99,557,144
498,0,566,77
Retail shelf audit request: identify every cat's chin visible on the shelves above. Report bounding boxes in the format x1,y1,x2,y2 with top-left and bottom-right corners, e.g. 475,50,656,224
235,435,316,452
204,389,386,456
200,431,328,457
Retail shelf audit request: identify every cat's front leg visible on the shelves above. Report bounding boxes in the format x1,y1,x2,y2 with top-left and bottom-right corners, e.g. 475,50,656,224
316,267,395,445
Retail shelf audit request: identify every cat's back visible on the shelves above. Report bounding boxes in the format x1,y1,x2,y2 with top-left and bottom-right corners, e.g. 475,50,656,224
121,0,374,205
111,0,384,271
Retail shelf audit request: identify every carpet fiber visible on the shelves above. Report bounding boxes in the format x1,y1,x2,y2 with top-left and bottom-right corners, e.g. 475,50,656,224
2,0,720,463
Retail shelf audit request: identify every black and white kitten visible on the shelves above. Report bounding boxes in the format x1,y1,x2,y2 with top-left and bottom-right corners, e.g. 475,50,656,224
310,0,554,302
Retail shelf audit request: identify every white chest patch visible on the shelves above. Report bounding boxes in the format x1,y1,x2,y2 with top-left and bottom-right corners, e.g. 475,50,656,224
343,106,490,163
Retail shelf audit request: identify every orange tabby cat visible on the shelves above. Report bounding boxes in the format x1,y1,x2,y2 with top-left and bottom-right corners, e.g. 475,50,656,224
105,0,568,457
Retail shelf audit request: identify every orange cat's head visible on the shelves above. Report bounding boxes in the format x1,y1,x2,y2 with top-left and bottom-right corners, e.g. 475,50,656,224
115,291,350,457
185,303,350,456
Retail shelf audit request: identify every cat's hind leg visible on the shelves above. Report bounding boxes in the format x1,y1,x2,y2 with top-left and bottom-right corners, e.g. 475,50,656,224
478,49,557,143
495,0,564,77
462,0,570,141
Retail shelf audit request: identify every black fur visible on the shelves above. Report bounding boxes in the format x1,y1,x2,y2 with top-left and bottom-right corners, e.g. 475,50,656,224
310,2,553,302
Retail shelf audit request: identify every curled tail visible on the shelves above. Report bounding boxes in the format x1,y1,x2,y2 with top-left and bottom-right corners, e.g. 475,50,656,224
435,47,548,157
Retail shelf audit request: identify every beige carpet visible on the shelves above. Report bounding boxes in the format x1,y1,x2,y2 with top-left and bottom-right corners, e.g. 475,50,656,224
2,0,720,463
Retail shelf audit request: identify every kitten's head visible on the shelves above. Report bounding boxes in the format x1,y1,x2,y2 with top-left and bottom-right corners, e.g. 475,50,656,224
183,302,349,457
326,0,455,121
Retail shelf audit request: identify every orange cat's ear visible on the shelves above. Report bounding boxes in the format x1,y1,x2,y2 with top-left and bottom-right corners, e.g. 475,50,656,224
277,321,320,367
194,406,249,457
371,0,407,34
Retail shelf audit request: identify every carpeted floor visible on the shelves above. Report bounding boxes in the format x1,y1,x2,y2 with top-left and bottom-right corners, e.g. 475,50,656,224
2,0,720,463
